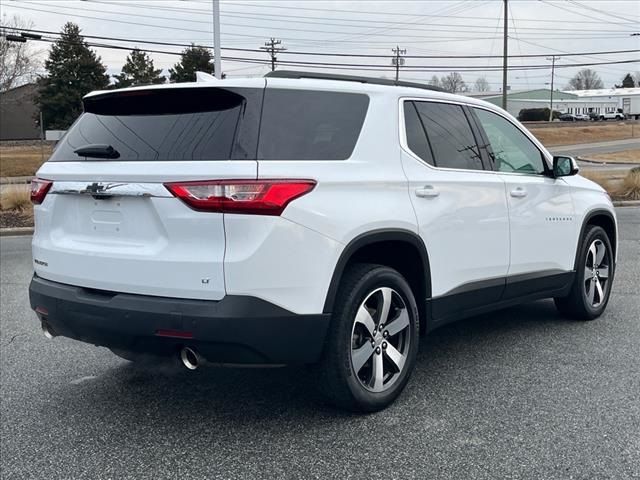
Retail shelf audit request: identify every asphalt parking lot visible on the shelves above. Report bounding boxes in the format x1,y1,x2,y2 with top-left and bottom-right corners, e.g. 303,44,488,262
1,207,639,480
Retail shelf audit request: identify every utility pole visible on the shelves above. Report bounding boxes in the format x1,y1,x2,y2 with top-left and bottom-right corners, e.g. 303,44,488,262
212,0,222,79
261,38,286,71
39,111,45,162
391,46,406,83
502,0,508,110
547,56,561,121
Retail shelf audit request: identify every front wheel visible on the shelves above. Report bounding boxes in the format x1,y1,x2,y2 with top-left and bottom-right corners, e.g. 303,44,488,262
316,264,419,412
555,225,614,320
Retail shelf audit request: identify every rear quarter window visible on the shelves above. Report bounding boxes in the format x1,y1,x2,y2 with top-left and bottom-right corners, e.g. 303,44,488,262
258,89,370,160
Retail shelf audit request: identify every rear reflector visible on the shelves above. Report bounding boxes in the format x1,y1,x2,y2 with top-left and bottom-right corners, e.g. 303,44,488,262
30,178,53,205
155,329,194,339
164,179,316,215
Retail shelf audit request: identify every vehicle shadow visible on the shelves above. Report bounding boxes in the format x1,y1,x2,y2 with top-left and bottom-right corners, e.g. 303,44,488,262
51,299,576,428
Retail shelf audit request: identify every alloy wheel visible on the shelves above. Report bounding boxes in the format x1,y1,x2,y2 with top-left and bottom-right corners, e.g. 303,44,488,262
584,239,610,308
350,287,411,393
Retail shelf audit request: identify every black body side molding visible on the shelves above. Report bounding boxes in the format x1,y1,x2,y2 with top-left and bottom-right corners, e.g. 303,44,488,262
322,229,431,314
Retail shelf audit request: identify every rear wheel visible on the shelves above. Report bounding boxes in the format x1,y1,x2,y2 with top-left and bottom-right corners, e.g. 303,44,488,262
316,264,419,412
554,225,614,320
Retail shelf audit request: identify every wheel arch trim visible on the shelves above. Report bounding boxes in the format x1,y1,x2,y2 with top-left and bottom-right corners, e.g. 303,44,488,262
575,208,617,269
322,229,431,314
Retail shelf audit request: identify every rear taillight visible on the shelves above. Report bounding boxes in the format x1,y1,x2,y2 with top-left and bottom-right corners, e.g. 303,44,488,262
30,178,53,205
164,179,316,215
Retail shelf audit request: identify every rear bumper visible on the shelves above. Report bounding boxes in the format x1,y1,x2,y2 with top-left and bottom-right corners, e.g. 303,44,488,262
29,275,330,364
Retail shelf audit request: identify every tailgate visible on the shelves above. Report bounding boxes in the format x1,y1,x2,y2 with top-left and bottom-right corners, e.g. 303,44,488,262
32,85,263,300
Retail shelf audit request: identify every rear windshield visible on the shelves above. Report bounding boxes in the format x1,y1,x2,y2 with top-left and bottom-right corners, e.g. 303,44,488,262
49,87,263,162
48,87,369,162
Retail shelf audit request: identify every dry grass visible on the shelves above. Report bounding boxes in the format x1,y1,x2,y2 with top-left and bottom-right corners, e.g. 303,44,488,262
617,167,640,200
581,167,640,201
0,144,53,177
529,124,639,147
0,184,31,211
580,170,618,192
584,149,640,164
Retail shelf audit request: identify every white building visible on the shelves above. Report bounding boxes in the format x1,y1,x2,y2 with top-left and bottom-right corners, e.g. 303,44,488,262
567,88,640,119
468,88,619,118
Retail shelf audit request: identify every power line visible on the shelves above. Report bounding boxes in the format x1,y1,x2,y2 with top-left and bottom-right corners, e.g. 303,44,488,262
4,31,638,74
5,1,636,44
6,26,639,61
18,0,635,40
565,0,640,25
538,0,640,27
84,0,638,34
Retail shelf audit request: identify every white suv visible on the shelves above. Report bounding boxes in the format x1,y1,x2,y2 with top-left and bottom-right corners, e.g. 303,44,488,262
599,111,625,121
29,71,617,412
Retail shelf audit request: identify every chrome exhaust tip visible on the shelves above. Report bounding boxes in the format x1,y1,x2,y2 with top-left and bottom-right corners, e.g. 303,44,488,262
41,321,57,339
180,347,201,370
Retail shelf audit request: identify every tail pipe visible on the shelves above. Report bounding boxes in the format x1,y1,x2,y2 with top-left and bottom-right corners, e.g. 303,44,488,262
41,321,57,339
180,347,201,370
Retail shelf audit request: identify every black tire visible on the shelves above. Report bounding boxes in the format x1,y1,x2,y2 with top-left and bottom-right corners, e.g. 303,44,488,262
554,225,614,320
315,263,420,412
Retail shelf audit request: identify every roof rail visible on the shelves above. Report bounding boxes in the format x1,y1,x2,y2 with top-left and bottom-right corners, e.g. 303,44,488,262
264,70,444,92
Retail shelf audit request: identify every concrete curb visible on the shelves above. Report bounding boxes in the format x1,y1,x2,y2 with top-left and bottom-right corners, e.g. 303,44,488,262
0,227,34,237
612,200,640,207
577,156,639,166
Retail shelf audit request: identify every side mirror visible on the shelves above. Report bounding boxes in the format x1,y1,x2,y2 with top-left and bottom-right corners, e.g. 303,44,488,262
553,156,579,177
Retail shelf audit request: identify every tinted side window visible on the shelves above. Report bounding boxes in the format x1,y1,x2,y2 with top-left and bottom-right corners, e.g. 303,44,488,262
258,89,369,160
49,87,262,162
473,108,546,174
413,102,483,170
403,101,434,165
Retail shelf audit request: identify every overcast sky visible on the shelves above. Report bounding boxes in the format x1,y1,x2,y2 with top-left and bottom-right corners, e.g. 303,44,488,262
2,0,639,91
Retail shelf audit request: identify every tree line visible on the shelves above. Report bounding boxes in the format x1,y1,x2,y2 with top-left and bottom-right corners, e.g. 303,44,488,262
35,22,217,129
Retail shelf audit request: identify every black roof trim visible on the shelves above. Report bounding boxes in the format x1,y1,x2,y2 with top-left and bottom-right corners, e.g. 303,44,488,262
265,70,444,92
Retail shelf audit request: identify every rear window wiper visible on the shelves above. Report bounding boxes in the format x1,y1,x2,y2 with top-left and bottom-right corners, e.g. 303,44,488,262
74,144,120,159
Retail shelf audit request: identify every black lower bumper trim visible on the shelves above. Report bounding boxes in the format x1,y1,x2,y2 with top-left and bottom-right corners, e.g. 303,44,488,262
29,275,330,364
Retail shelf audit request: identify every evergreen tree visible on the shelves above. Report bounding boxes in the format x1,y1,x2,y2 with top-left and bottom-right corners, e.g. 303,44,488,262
615,73,635,88
169,45,214,83
113,48,164,88
36,23,109,129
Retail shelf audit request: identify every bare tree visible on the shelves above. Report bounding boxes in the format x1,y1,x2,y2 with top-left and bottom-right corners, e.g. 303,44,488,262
474,76,490,92
0,15,42,92
440,72,468,93
565,68,604,90
635,72,640,87
429,75,441,89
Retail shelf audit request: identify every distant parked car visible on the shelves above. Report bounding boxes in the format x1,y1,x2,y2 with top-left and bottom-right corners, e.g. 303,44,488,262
559,113,577,121
574,113,590,121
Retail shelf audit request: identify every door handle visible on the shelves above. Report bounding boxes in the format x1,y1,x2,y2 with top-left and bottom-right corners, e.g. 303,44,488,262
415,185,440,198
510,187,527,198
